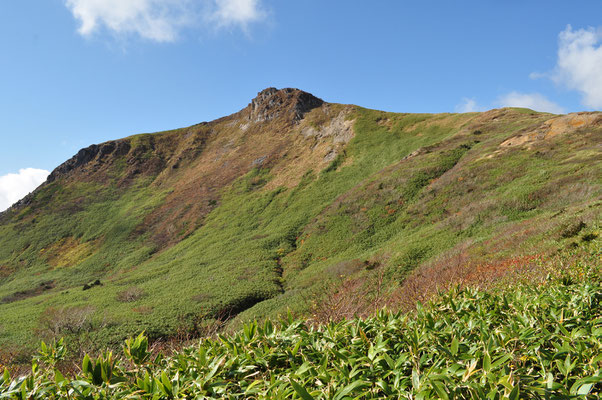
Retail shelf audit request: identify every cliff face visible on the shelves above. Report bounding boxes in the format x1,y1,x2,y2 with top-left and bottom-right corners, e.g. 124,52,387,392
47,141,132,183
0,88,600,352
248,87,324,123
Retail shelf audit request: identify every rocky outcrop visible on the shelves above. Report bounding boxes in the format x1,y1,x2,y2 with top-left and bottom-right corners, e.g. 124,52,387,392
300,111,354,144
248,87,324,123
46,145,99,183
47,141,131,183
0,140,132,218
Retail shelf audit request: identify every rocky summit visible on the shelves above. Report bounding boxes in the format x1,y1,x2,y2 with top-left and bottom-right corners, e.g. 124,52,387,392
248,87,324,123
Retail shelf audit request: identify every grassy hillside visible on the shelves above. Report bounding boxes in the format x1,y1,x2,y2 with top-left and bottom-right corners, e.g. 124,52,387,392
0,88,600,359
1,245,600,398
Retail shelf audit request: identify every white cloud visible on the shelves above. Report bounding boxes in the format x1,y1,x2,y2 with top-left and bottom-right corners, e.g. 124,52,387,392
549,25,602,109
210,0,265,28
64,0,266,42
0,168,49,212
457,26,602,114
532,25,602,110
65,0,188,42
497,91,565,114
455,98,481,113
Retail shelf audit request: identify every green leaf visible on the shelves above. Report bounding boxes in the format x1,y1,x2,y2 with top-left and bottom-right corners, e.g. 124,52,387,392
54,369,65,384
244,380,263,395
577,383,595,395
483,352,491,373
92,360,103,385
383,353,395,369
204,355,225,382
160,371,173,396
290,380,315,400
509,384,519,400
291,339,302,357
491,354,512,370
570,375,601,395
451,337,459,356
431,381,449,400
82,354,91,375
376,380,391,395
295,362,312,377
412,369,421,390
333,380,369,400
368,343,377,361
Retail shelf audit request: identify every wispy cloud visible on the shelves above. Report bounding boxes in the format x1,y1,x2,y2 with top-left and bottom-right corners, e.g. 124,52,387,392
497,92,564,114
65,0,267,42
546,25,602,110
455,98,482,113
210,0,265,29
0,168,49,212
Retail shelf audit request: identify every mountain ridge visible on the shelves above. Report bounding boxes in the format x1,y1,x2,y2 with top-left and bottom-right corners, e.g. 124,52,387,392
6,87,601,218
1,88,328,217
0,88,599,357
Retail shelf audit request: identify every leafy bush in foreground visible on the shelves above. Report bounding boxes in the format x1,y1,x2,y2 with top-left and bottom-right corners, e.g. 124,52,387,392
1,271,600,399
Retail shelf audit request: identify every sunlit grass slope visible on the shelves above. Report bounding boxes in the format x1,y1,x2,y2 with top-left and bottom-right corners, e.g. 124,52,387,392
0,89,600,357
1,248,600,399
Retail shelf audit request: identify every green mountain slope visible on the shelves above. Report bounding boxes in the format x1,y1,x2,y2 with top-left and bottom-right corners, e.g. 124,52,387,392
0,88,600,356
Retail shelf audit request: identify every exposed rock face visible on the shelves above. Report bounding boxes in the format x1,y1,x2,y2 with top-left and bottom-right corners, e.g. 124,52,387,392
0,140,132,217
46,145,99,183
248,87,324,123
47,141,131,183
300,111,354,144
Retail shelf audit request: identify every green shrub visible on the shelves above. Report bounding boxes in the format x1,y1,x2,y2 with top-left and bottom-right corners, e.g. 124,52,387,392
2,267,600,399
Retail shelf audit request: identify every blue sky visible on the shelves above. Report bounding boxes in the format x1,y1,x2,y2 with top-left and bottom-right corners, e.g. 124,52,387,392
1,0,602,210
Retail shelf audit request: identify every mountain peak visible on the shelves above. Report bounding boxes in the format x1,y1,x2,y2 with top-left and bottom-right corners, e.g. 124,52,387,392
248,87,324,123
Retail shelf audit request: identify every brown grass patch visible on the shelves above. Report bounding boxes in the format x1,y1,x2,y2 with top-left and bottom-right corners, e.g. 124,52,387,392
132,305,154,314
116,286,145,302
388,252,546,311
308,266,387,324
36,305,97,340
0,264,14,278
